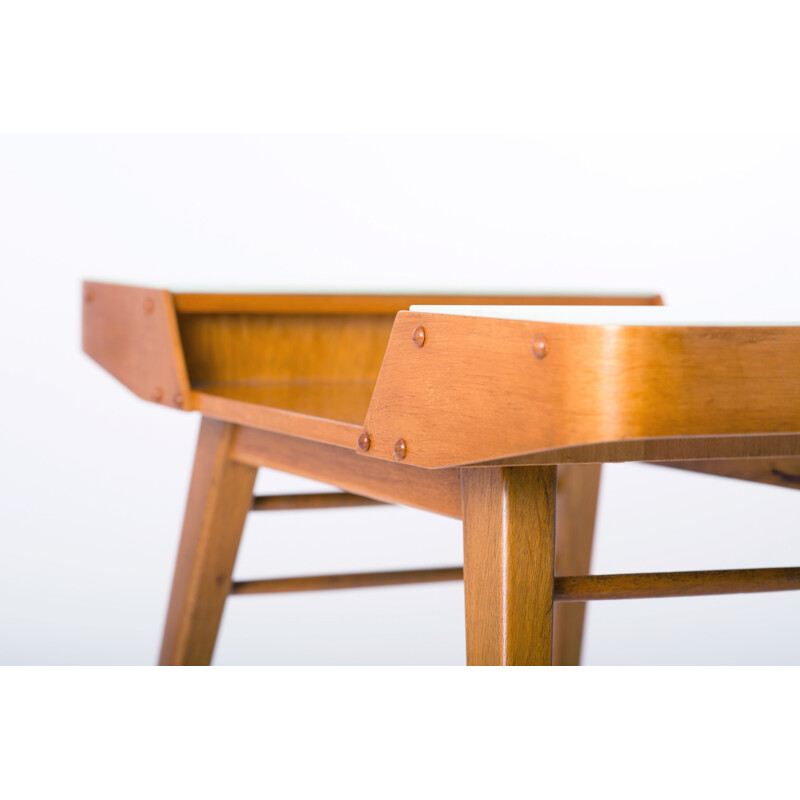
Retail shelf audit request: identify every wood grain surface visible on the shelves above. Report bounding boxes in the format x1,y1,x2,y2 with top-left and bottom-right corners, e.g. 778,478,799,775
232,565,800,601
82,281,192,410
159,418,257,665
461,466,557,665
555,567,800,601
232,426,462,518
363,311,800,467
177,313,394,385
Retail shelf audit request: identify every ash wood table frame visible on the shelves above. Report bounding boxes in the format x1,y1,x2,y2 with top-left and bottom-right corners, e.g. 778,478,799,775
82,282,800,666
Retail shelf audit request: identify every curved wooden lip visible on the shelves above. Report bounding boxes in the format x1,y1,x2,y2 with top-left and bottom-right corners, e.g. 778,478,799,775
456,434,800,468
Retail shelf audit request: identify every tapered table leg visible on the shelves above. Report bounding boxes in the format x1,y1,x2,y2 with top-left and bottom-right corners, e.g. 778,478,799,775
553,464,601,666
461,465,557,666
159,417,257,665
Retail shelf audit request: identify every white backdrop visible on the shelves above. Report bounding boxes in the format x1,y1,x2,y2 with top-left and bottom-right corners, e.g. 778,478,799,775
2,134,800,665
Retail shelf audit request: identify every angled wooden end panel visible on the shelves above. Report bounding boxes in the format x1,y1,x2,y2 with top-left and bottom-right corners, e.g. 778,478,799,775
361,311,630,467
82,281,192,410
361,312,800,468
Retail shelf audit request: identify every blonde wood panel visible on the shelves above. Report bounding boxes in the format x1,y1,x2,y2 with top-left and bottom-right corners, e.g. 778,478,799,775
159,418,258,666
82,281,192,410
461,466,557,666
178,313,395,385
231,426,463,518
363,312,800,468
553,464,601,666
174,292,664,315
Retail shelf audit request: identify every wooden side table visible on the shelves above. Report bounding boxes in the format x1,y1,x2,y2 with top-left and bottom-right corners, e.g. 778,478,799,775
82,282,800,665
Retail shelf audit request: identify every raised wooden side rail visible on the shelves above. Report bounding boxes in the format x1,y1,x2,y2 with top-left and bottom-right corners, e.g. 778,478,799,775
251,493,388,511
231,566,800,600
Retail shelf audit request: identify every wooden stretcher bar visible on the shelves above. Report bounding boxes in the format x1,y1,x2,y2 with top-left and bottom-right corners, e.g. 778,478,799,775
251,492,387,512
230,565,800,601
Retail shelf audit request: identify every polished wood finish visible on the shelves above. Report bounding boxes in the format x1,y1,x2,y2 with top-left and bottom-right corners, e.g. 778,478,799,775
82,281,191,410
232,426,463,518
363,312,800,467
553,464,601,666
85,282,665,453
251,492,387,512
554,567,800,602
83,282,800,666
231,567,463,595
461,466,557,666
174,292,664,315
177,313,393,385
159,418,257,666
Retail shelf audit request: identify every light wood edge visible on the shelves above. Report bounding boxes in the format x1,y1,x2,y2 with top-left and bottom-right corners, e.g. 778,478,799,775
174,292,665,315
